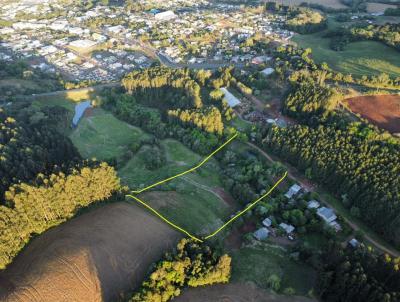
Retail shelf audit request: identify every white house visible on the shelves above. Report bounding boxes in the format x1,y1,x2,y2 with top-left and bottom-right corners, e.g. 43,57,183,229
69,39,98,49
261,67,274,76
220,87,241,108
155,10,177,21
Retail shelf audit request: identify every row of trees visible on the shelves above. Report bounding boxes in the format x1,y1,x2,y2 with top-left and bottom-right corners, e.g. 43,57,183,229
168,106,224,135
260,122,400,247
129,239,231,302
317,244,400,301
0,163,121,269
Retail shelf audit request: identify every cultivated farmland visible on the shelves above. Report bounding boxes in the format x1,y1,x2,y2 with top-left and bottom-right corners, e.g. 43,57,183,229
0,202,181,302
344,94,400,133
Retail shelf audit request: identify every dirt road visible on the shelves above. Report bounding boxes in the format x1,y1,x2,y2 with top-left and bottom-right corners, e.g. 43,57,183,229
246,142,400,258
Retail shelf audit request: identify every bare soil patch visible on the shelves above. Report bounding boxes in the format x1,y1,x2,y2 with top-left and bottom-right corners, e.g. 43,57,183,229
174,282,315,302
224,221,256,250
344,94,400,133
0,202,181,302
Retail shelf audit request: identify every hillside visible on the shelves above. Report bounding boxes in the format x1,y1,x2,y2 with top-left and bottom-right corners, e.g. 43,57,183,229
0,202,181,302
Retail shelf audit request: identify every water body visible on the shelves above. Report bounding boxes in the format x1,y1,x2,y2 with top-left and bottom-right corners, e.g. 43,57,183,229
72,100,91,127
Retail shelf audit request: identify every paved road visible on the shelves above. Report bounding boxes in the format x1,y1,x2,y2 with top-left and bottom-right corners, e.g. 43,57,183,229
246,141,400,257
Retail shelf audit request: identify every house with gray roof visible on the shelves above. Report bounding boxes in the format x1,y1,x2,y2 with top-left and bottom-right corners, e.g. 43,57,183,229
279,223,295,234
317,207,337,223
253,227,270,241
284,184,302,199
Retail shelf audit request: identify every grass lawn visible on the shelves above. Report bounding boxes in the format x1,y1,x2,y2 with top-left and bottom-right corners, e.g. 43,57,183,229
70,108,148,162
231,245,316,295
31,97,75,112
230,117,252,132
292,34,400,78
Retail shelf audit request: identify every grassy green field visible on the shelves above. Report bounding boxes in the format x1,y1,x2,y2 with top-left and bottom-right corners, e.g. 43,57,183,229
231,245,316,295
70,108,149,162
120,139,233,235
292,34,400,78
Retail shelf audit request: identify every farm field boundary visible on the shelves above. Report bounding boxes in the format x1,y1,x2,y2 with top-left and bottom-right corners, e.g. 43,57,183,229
126,133,288,242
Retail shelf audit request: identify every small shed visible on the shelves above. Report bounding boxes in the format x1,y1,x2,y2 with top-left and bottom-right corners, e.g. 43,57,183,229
262,218,272,227
349,238,360,248
307,200,320,209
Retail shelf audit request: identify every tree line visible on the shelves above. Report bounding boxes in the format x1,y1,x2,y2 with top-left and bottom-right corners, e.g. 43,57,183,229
128,239,231,302
317,243,400,301
0,162,121,269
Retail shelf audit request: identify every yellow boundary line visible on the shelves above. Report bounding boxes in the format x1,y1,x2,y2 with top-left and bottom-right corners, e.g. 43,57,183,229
126,172,288,242
204,172,287,239
131,133,238,194
127,194,204,242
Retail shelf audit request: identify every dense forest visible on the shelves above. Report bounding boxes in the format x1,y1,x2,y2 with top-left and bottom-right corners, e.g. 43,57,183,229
0,105,79,200
317,244,400,301
103,67,238,155
129,239,231,302
0,102,121,269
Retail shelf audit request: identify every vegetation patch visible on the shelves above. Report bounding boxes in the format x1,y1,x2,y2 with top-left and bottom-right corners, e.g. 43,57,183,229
70,108,149,163
231,245,316,295
292,36,400,78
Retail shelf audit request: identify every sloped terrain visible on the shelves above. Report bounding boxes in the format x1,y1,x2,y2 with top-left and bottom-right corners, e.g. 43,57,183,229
175,283,315,302
0,202,181,302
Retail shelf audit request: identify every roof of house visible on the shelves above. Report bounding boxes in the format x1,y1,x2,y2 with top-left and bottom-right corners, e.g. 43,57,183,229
253,227,269,240
349,238,360,248
261,67,274,76
262,218,272,227
279,223,295,234
317,207,337,223
220,87,241,108
307,200,320,209
284,184,302,199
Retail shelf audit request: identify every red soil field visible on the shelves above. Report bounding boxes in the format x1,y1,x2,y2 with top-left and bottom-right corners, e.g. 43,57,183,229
344,94,400,133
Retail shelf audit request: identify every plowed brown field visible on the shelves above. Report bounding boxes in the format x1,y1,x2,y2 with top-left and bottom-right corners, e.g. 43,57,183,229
344,94,400,133
0,202,181,302
175,283,315,302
